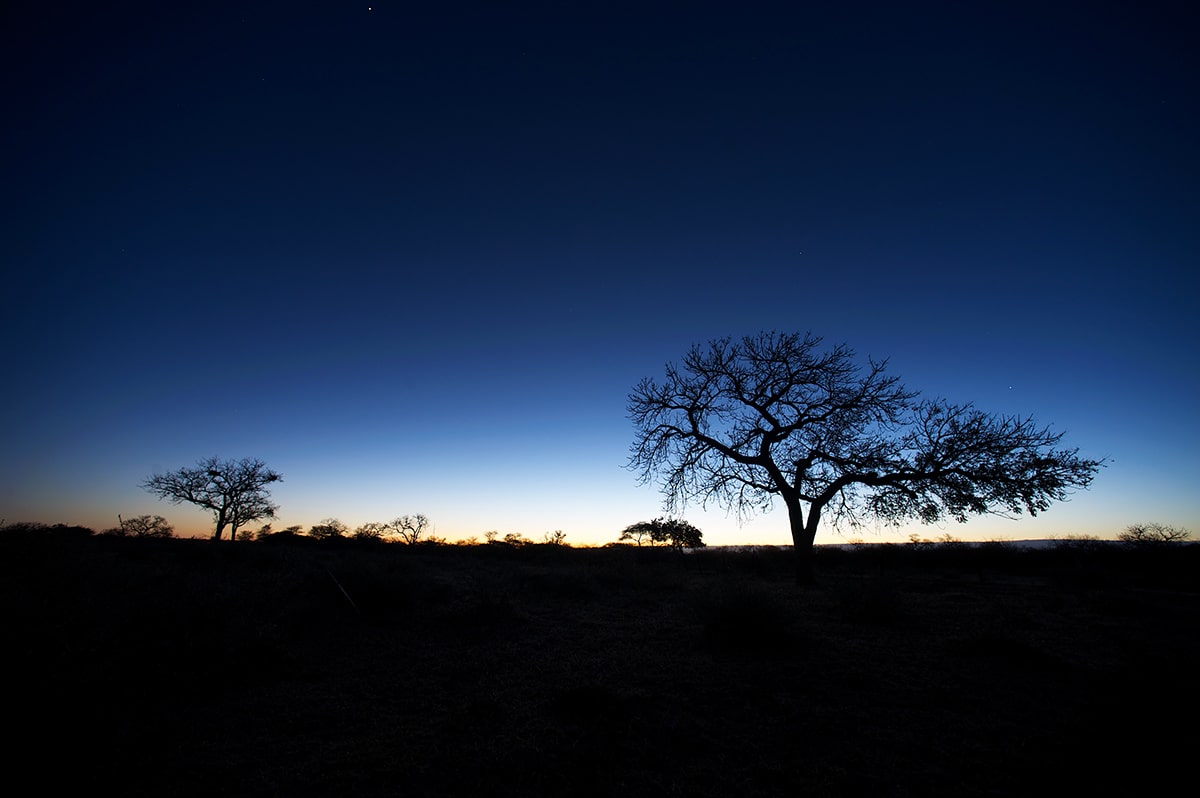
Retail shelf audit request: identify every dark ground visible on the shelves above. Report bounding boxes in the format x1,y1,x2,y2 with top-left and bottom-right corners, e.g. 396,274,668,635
5,529,1198,796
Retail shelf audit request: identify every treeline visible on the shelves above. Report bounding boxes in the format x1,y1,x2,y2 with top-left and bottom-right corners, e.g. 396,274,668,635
3,518,1197,590
0,519,670,550
0,513,715,549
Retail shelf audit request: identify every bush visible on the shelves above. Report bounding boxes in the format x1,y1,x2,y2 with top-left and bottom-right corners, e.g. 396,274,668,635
1119,523,1191,545
106,515,175,538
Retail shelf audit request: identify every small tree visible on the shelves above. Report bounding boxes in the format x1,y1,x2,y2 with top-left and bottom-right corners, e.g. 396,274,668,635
617,522,655,546
384,514,430,544
629,332,1103,583
259,525,304,541
142,457,281,541
309,518,349,540
1119,522,1191,545
238,522,274,541
108,514,175,538
659,518,705,549
618,517,705,549
352,522,388,540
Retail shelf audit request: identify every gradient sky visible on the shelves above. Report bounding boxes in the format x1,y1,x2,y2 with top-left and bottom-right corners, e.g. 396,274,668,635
3,1,1197,545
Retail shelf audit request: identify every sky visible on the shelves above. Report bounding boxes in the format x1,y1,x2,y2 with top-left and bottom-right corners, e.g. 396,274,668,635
2,1,1197,545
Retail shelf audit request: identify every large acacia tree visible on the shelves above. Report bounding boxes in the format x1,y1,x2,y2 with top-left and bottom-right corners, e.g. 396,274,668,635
628,332,1103,583
143,456,282,541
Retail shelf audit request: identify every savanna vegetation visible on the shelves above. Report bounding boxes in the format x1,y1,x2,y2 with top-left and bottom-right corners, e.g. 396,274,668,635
5,522,1196,796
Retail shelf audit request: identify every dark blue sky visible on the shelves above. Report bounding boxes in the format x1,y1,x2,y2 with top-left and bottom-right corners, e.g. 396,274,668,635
3,1,1196,543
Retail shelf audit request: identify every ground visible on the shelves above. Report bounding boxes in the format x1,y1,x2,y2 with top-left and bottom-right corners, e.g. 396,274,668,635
6,531,1198,796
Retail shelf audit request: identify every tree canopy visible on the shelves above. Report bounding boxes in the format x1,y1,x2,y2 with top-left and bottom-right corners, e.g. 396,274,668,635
384,514,431,544
618,517,705,549
628,331,1104,582
142,457,282,541
108,514,175,538
1118,522,1190,545
309,518,349,540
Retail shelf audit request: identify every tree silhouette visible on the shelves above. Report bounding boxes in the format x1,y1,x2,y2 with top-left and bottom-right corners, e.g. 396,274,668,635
1118,522,1191,545
628,332,1103,583
109,514,175,538
384,514,430,544
352,522,387,540
142,457,281,541
618,517,705,549
309,518,349,540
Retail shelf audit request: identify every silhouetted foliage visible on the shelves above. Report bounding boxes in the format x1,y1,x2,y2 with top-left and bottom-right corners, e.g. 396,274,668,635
618,517,705,549
142,456,281,540
629,331,1104,583
106,514,175,538
353,521,387,540
1,521,95,539
1118,522,1191,545
257,525,305,543
309,518,349,540
502,532,530,547
383,513,431,544
237,522,275,541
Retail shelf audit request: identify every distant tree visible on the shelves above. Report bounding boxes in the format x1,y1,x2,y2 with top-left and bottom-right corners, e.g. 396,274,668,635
309,518,349,540
502,532,529,547
384,514,431,544
1119,522,1191,545
353,522,388,540
1052,534,1104,552
237,522,274,541
544,530,568,546
618,517,705,549
3,521,95,538
110,514,175,538
659,518,705,549
628,332,1104,583
142,457,281,541
259,524,304,542
617,521,654,546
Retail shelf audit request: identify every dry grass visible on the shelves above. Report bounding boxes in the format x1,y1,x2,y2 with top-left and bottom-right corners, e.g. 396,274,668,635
5,530,1198,796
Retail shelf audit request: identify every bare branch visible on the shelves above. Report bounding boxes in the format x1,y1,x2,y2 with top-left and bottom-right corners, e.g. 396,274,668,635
142,457,281,540
628,331,1104,581
384,513,431,544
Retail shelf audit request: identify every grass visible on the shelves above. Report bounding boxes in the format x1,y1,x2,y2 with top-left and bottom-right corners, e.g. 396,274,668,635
4,529,1199,796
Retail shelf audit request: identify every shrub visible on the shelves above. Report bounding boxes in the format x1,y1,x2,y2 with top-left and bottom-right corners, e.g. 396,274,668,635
309,518,348,540
106,515,175,538
1119,523,1191,545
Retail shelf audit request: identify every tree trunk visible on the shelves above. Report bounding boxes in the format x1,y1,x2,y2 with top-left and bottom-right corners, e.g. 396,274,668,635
785,497,818,585
212,510,228,541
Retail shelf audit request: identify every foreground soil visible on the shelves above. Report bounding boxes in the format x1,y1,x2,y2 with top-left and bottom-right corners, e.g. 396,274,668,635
6,532,1198,796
